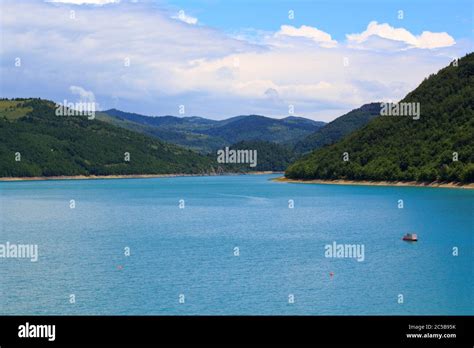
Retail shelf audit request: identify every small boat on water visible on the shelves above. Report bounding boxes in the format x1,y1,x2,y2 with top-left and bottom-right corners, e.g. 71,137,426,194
402,233,418,242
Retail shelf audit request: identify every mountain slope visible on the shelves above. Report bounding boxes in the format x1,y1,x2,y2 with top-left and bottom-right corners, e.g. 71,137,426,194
0,99,214,177
286,53,474,183
294,103,381,154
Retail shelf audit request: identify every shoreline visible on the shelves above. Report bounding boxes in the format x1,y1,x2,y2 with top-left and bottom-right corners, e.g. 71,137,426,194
0,171,281,182
273,177,474,189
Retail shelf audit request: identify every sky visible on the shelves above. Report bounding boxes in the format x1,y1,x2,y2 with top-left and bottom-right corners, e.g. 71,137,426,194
0,0,472,121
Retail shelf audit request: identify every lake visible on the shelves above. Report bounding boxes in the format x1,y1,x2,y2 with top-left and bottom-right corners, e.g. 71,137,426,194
0,174,472,315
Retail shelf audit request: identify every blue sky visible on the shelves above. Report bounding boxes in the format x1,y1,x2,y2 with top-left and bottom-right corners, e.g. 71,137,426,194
0,0,472,121
164,0,472,40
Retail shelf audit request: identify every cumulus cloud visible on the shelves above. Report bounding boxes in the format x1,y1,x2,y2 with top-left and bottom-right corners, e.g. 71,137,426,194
69,86,95,102
416,31,456,49
347,21,455,49
172,10,198,25
0,1,467,121
275,25,337,47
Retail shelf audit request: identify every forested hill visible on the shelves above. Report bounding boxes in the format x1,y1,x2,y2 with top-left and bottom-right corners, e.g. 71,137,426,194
0,99,214,177
286,53,474,183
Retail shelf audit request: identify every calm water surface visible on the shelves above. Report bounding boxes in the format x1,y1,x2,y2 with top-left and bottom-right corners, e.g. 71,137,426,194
0,174,472,315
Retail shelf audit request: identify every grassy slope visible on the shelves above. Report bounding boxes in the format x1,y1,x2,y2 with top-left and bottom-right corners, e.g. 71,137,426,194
0,99,33,120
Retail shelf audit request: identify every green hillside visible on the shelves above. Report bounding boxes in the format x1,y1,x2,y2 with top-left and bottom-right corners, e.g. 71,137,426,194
0,99,214,177
294,103,381,154
286,53,474,183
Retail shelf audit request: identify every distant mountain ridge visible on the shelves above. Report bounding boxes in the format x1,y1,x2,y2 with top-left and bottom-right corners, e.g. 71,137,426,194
99,109,325,153
103,108,218,128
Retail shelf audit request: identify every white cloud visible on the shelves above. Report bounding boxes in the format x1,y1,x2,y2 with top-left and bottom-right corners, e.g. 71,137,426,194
0,1,466,121
46,0,120,5
347,21,455,49
275,25,337,47
172,10,198,25
416,31,456,49
69,86,95,102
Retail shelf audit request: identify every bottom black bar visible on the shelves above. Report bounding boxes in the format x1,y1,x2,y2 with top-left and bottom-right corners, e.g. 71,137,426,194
0,316,472,346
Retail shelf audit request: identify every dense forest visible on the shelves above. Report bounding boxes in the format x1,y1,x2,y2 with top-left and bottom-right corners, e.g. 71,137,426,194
286,53,474,183
0,99,214,177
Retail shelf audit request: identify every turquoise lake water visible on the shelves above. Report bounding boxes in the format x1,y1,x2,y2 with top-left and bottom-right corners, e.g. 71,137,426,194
0,174,472,315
